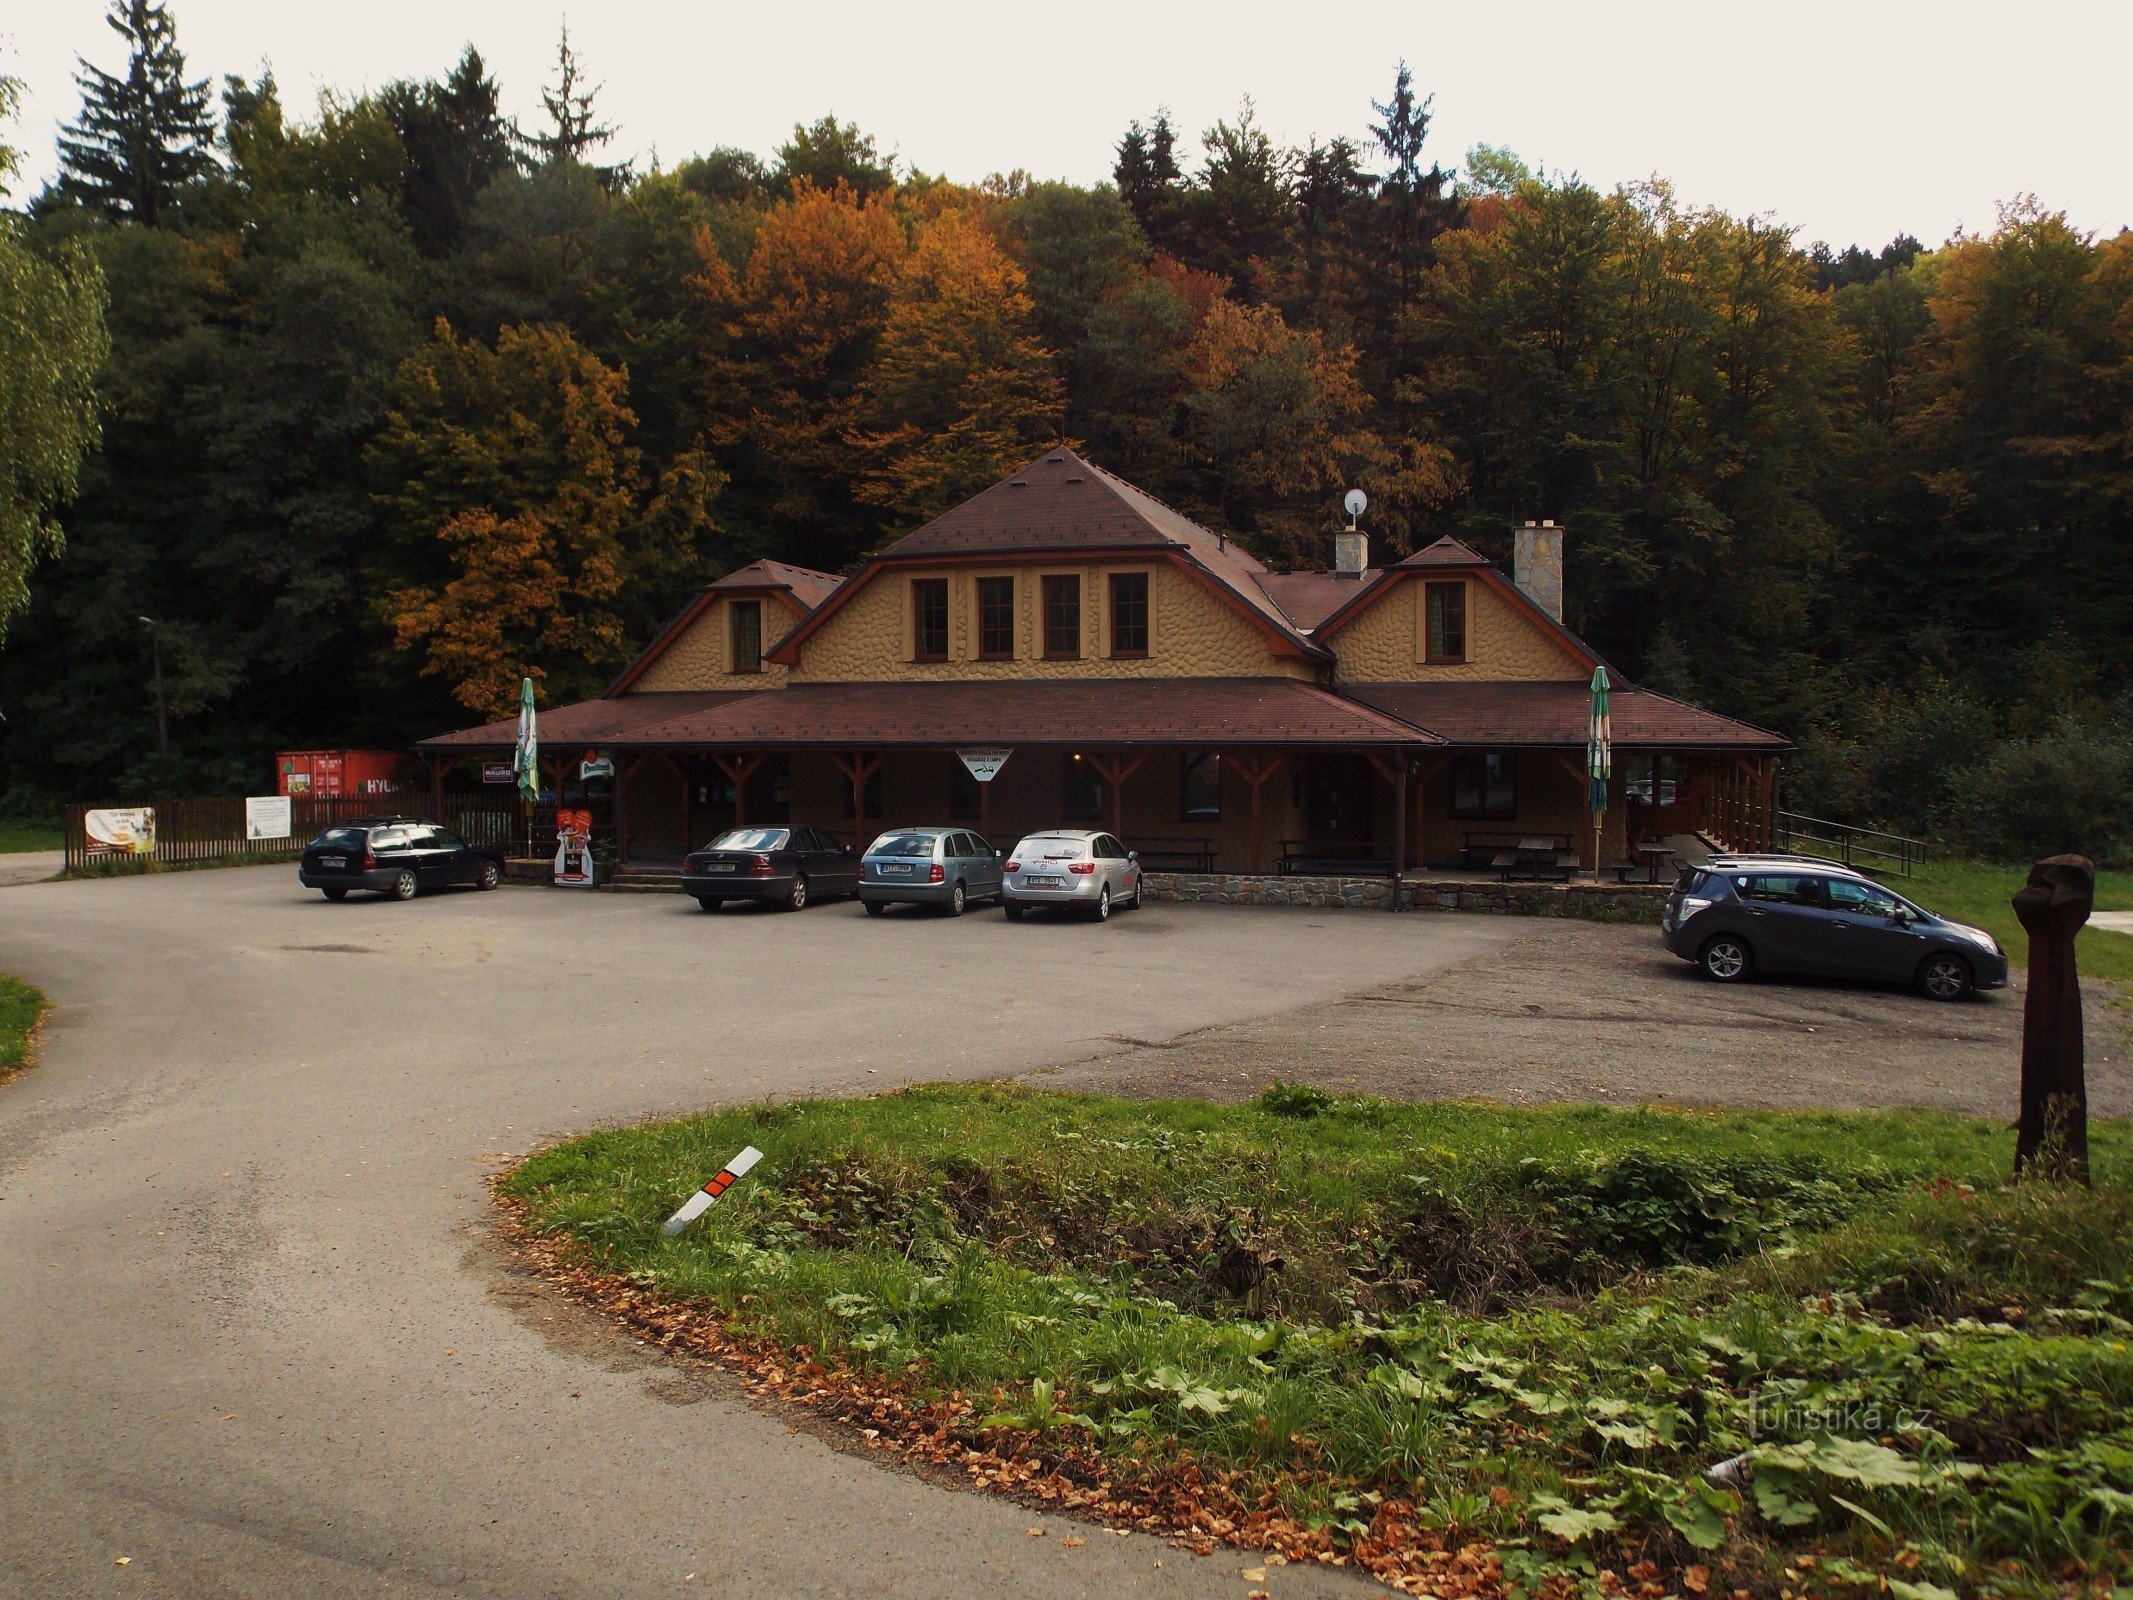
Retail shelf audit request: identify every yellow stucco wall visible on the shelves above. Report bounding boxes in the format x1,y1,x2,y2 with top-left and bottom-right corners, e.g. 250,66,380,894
788,560,1314,681
1329,575,1586,683
628,595,803,692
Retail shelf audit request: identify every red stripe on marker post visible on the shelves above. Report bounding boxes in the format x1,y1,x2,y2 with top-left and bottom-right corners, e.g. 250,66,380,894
661,1146,763,1236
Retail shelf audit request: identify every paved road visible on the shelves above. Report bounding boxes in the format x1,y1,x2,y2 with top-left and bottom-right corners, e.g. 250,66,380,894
0,868,1521,1600
0,848,63,887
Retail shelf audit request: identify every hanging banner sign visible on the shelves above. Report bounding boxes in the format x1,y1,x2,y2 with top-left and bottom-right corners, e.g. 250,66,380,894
244,795,292,841
579,755,614,780
84,807,156,857
482,761,515,784
553,807,595,888
958,749,1012,783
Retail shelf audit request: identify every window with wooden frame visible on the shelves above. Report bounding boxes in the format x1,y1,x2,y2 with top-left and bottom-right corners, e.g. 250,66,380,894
911,578,950,661
729,600,762,673
1181,752,1221,819
1425,581,1467,663
1108,571,1150,657
1042,574,1081,659
1448,752,1516,819
976,576,1016,659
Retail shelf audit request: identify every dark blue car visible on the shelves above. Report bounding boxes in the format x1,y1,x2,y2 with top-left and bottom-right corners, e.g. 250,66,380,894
1662,856,2008,1000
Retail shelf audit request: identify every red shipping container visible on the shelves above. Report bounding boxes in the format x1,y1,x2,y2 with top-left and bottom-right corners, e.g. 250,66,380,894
277,749,408,799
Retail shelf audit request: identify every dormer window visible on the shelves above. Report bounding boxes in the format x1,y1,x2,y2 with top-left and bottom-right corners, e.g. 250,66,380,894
1108,572,1149,657
729,600,762,673
1425,581,1467,664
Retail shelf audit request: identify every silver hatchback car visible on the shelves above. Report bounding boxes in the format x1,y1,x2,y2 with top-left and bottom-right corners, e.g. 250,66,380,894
1001,830,1143,921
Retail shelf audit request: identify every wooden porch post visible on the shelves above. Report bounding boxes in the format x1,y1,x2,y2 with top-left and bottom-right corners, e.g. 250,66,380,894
1365,750,1407,911
1089,750,1150,842
1554,753,1595,868
712,753,764,827
978,762,990,843
832,752,883,851
617,754,645,866
1229,751,1287,876
428,754,443,824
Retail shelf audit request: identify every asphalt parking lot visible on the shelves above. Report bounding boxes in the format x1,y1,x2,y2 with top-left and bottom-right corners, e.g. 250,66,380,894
0,865,2119,1600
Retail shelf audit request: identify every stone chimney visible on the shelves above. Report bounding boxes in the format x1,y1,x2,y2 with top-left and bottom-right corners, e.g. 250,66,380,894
1513,520,1564,621
1333,529,1368,578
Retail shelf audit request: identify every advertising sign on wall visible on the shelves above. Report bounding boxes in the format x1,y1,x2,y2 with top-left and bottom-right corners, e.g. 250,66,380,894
244,795,293,842
958,749,1012,783
84,808,156,857
482,761,515,784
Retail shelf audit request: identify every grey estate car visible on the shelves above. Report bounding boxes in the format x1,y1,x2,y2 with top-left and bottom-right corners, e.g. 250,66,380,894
859,827,1003,916
1001,830,1143,921
1662,856,2008,1000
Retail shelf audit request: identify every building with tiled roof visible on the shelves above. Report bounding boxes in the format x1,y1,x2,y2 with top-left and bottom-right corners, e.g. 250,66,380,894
418,450,1785,878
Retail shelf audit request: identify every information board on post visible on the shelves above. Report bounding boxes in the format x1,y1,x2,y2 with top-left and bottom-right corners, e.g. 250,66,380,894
244,795,292,842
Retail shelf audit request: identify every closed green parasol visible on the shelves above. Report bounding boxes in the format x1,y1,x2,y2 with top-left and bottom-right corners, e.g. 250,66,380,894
1587,665,1611,880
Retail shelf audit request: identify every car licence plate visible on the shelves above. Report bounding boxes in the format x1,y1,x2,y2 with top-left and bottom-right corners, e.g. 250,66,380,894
882,863,913,875
703,863,735,873
320,856,345,868
1023,875,1065,888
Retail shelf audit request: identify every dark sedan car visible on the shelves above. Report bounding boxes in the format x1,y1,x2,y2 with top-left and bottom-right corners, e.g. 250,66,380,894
298,820,504,902
682,826,859,911
1662,856,2008,1000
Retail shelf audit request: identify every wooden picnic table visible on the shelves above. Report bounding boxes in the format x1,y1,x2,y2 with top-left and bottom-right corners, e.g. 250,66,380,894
1635,841,1677,882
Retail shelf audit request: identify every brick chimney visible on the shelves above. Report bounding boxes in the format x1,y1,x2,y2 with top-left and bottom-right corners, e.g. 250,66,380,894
1513,520,1564,621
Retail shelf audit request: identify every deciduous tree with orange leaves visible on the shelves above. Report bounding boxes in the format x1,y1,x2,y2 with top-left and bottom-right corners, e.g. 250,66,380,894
368,319,719,716
849,209,1062,523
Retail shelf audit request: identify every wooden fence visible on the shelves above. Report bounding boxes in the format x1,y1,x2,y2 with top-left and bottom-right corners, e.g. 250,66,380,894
62,796,527,874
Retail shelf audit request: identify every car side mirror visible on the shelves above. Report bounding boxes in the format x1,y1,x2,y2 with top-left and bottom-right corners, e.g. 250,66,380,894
1127,850,1139,862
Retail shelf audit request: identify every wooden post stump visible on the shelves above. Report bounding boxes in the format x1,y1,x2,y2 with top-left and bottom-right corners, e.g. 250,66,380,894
2012,854,2095,1183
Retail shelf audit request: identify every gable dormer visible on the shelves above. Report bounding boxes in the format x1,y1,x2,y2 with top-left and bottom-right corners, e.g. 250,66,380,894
609,560,840,693
1315,536,1596,683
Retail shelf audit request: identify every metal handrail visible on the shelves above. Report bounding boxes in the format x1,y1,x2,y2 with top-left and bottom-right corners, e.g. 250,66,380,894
1771,810,1929,877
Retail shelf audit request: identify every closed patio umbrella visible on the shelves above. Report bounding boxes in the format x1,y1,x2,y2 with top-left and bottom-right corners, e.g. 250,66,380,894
1587,665,1611,882
512,677,538,856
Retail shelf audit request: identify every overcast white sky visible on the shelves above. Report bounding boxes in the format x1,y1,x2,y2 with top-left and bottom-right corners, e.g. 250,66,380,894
4,1,2128,249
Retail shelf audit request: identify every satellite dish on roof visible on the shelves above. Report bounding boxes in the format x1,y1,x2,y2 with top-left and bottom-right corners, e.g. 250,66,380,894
1342,487,1368,529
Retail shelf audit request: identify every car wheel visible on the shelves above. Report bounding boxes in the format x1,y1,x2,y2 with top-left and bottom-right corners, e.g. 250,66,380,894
476,861,501,891
321,887,347,902
1003,902,1024,921
1917,951,1974,1001
1699,933,1751,982
945,881,966,917
785,874,809,912
1090,884,1111,923
863,900,886,917
695,896,722,912
1126,877,1143,909
391,869,418,902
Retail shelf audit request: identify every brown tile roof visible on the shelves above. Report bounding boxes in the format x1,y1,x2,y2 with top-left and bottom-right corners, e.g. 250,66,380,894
414,691,759,750
709,559,842,609
1346,681,1791,750
857,449,1323,660
618,678,1434,749
1254,569,1383,630
1394,535,1491,568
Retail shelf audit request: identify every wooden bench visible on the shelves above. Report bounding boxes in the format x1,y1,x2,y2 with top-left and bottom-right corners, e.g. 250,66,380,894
1127,836,1217,872
1278,839,1397,876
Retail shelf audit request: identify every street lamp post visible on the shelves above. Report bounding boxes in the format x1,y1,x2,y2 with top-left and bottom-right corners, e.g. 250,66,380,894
138,616,168,758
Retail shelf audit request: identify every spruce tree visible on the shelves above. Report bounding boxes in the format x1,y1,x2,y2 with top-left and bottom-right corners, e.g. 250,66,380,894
54,0,216,226
1369,60,1461,299
526,26,618,172
1112,110,1182,249
385,46,516,256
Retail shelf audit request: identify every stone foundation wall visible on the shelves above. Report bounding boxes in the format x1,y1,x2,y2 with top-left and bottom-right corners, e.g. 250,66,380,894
1142,871,1666,923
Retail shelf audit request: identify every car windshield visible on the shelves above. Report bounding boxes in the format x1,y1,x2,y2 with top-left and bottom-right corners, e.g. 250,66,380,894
314,827,368,849
1017,836,1086,858
709,828,788,851
871,833,937,857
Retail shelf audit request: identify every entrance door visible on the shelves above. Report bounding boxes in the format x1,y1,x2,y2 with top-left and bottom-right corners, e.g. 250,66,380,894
1304,755,1372,844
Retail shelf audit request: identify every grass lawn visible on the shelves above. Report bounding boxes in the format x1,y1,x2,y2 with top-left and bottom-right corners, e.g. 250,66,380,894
0,817,61,854
0,974,48,1079
505,1085,2133,1596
